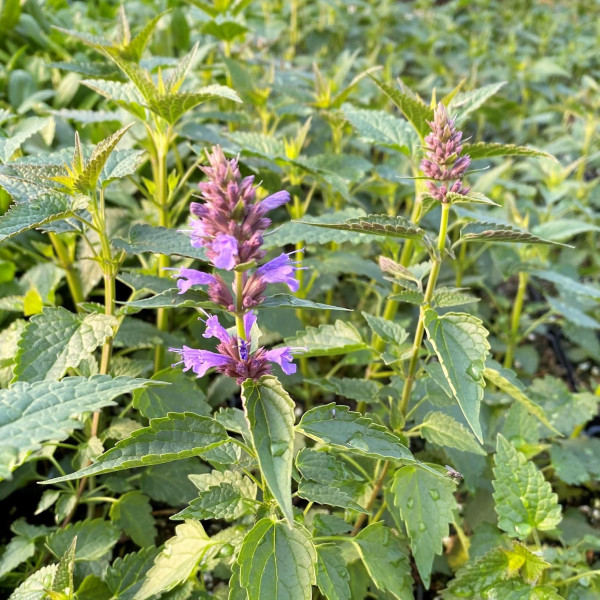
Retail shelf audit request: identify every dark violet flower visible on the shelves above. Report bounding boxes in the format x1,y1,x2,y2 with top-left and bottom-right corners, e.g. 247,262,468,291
170,311,297,384
173,268,234,310
420,102,470,203
255,251,302,292
188,146,291,269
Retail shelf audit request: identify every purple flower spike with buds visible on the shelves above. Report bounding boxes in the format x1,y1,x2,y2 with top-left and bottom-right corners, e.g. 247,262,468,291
188,146,291,270
420,102,471,203
174,268,234,311
170,311,297,384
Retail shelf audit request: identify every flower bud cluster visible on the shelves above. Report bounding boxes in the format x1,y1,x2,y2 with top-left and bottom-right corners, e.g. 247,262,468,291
420,102,471,203
170,146,299,382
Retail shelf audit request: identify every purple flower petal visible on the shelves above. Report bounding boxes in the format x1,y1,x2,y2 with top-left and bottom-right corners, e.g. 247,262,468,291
260,190,290,213
210,234,238,270
189,220,207,248
203,315,231,344
244,311,257,339
175,268,216,294
170,346,231,377
264,346,297,375
256,252,301,292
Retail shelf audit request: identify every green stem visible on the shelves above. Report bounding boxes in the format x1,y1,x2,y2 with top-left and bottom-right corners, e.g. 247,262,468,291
235,270,246,341
399,202,450,418
554,569,600,588
49,232,84,311
504,271,528,369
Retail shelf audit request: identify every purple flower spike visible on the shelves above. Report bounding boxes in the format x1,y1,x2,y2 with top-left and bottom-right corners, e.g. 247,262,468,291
264,347,297,375
170,346,232,378
203,315,231,344
420,102,470,203
210,234,238,270
259,190,291,213
255,251,302,292
175,268,216,294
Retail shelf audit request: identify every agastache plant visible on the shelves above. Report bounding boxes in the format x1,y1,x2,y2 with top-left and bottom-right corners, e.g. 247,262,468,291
169,146,300,383
420,102,471,202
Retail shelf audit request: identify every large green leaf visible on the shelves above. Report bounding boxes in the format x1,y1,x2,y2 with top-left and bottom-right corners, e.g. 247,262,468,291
173,470,257,521
493,434,562,538
297,403,414,463
113,223,207,260
237,519,316,600
341,104,414,154
106,548,161,600
462,142,555,161
0,193,78,244
242,376,295,524
12,307,117,383
285,321,368,357
47,518,121,562
7,564,57,600
133,521,218,600
43,413,229,483
452,82,506,120
459,221,566,246
0,376,150,479
420,411,486,455
109,491,157,548
315,545,351,600
550,438,600,485
298,214,424,241
352,523,413,600
392,465,457,587
297,480,366,513
0,117,51,164
424,310,490,442
305,377,380,405
369,77,433,139
260,294,351,311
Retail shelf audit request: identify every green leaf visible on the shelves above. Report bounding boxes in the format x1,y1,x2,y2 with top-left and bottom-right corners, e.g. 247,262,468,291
260,294,351,311
341,104,414,154
0,117,51,163
493,434,562,538
446,191,500,207
47,519,121,562
452,82,507,120
172,470,257,521
106,548,161,600
505,541,551,584
483,362,560,435
433,288,480,308
462,142,555,161
530,270,600,300
133,368,210,420
202,19,248,42
43,413,229,483
392,465,457,587
298,214,424,241
0,193,76,244
7,564,58,600
296,448,363,484
369,76,433,139
362,312,409,345
459,221,566,246
100,149,146,185
285,321,367,357
50,538,75,597
242,376,295,524
133,521,218,600
148,87,241,124
529,376,598,437
123,288,210,310
237,519,317,600
424,310,490,442
113,223,207,260
297,480,367,513
121,11,169,61
140,459,207,507
110,491,157,548
305,377,380,405
532,219,600,242
550,438,600,485
0,376,151,480
264,208,369,247
441,547,509,599
315,545,351,600
0,535,35,579
12,307,117,383
297,403,414,463
352,522,413,600
420,411,486,455
547,296,600,329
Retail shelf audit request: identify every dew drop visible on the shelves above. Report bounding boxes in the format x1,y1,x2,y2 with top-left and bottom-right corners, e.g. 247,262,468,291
466,359,485,382
520,496,530,508
514,523,531,536
346,432,368,451
406,497,414,509
270,441,288,457
429,489,440,501
418,521,427,532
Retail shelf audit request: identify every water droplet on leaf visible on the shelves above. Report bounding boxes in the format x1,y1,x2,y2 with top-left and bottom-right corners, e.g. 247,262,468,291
270,441,288,457
406,497,414,509
418,521,427,532
429,489,440,501
466,359,485,381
